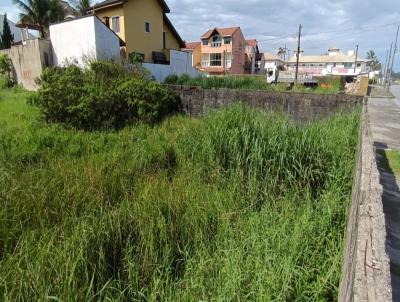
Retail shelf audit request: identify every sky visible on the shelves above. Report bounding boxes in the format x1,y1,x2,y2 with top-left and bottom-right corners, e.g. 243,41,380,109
2,0,400,71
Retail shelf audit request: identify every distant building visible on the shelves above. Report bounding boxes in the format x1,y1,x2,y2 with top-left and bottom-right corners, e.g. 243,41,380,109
88,0,184,63
181,41,201,69
0,14,35,44
263,52,284,83
245,39,263,74
286,47,371,76
182,27,247,75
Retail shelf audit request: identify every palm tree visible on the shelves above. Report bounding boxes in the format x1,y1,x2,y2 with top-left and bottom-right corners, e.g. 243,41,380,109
366,50,381,71
73,0,91,15
13,0,65,38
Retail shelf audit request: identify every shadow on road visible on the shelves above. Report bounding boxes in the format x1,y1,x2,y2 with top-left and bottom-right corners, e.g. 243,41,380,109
376,145,400,302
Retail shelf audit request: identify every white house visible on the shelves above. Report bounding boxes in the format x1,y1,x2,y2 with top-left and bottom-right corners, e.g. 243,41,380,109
264,52,284,83
286,47,371,76
49,15,122,66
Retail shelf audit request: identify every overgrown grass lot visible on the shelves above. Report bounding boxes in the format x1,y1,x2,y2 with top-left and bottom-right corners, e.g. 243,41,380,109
164,74,341,94
0,88,359,301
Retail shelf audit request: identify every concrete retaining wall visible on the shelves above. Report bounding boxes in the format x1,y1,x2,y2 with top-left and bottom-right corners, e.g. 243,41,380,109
338,100,392,301
0,39,52,91
169,85,363,122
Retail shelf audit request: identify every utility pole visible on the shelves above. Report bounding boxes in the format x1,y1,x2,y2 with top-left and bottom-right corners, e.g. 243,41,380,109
383,48,389,84
388,25,399,89
386,43,393,87
295,24,302,85
353,44,359,74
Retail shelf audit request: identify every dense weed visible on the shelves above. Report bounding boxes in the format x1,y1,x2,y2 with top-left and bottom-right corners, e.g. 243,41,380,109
0,88,360,301
164,74,341,94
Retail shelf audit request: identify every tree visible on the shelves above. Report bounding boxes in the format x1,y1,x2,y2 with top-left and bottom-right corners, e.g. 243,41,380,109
0,13,14,49
72,0,91,15
12,0,65,38
366,50,381,71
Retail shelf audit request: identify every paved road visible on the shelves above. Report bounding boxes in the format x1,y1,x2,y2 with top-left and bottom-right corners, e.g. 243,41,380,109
369,85,400,301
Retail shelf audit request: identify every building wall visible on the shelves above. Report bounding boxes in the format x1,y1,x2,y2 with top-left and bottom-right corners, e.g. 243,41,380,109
50,16,120,66
143,49,200,82
192,45,201,68
94,5,125,41
0,38,52,91
123,0,164,62
163,21,180,50
230,29,246,74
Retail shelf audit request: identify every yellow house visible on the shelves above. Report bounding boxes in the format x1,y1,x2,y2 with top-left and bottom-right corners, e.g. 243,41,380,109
89,0,184,63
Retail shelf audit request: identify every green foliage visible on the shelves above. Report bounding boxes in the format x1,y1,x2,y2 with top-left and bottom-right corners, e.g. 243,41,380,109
0,88,360,301
30,61,180,130
0,54,13,88
0,13,14,50
72,0,91,15
12,0,65,38
164,74,340,94
366,50,381,71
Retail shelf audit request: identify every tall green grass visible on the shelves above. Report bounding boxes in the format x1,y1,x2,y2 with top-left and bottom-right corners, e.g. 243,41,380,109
164,74,340,94
0,88,359,301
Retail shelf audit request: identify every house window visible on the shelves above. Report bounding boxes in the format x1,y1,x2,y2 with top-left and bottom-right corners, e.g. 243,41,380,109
224,37,231,44
145,21,150,33
210,53,222,66
111,16,120,33
163,31,166,49
201,53,209,67
202,39,208,46
344,63,353,68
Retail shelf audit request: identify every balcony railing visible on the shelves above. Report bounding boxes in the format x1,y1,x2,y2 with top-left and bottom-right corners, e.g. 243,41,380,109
211,41,222,47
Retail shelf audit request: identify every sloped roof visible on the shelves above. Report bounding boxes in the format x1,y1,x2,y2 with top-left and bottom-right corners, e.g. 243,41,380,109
1,15,35,42
246,39,257,47
264,52,281,61
287,52,367,63
90,0,170,13
201,27,240,39
163,14,184,48
183,41,201,50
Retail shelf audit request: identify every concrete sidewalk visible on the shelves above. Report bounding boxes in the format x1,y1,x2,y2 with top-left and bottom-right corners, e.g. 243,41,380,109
369,85,400,301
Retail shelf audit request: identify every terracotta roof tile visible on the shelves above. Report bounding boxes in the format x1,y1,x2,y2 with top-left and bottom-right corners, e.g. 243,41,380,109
183,41,201,49
246,39,257,47
201,27,240,39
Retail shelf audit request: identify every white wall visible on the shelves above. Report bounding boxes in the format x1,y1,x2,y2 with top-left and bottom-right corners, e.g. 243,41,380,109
50,16,120,66
94,17,120,61
143,50,201,82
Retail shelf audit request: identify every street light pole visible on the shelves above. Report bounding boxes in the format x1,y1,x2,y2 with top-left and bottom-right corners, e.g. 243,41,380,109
353,44,359,74
388,25,399,89
295,24,302,85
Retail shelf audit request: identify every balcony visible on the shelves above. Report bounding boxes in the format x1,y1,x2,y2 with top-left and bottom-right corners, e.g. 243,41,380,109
211,41,222,47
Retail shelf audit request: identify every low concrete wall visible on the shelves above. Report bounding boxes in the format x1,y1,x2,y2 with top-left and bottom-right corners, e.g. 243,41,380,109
0,39,52,91
338,100,392,301
144,50,200,82
169,85,363,122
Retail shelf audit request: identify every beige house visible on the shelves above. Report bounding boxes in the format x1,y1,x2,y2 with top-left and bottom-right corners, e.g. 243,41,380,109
89,0,184,63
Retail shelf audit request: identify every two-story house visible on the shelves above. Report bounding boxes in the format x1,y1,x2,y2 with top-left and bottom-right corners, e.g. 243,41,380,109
184,27,247,75
89,0,184,63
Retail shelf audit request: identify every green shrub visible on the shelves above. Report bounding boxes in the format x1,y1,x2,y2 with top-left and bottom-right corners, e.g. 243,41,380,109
0,53,13,88
30,61,180,130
